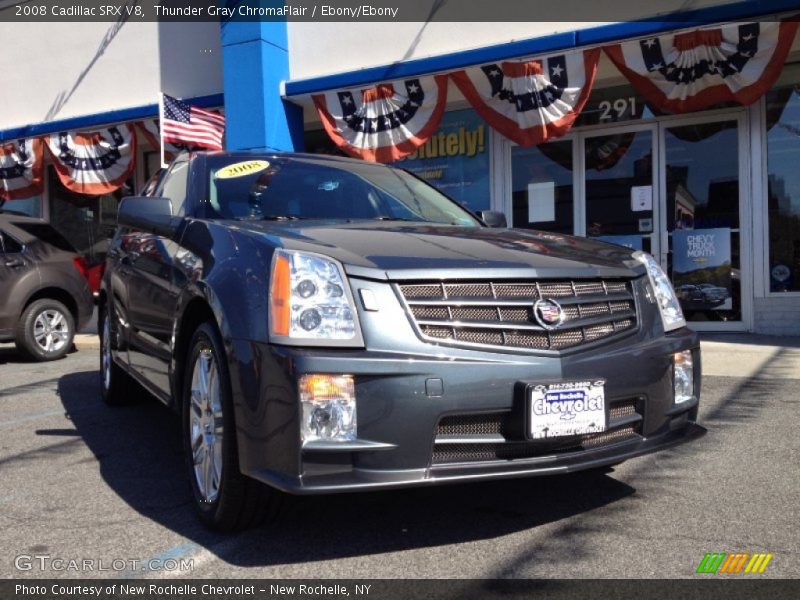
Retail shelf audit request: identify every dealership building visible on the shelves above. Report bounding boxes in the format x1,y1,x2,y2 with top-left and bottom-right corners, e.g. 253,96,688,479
2,0,800,334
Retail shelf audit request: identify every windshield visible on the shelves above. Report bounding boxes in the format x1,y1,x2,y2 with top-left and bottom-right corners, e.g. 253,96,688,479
205,156,481,227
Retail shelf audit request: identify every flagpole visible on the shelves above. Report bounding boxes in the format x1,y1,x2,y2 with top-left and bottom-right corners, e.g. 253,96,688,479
158,92,167,169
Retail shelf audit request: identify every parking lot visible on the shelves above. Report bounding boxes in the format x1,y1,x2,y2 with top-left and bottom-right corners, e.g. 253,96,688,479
1,337,798,579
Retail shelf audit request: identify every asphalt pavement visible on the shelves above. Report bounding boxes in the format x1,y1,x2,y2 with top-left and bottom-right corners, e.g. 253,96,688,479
0,337,798,579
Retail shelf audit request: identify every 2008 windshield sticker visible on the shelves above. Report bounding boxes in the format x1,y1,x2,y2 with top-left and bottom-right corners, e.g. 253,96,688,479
215,160,270,180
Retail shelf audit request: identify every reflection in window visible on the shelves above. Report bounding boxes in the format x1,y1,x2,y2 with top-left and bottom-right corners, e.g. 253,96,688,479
47,166,132,266
665,121,739,232
305,109,491,214
766,82,800,292
511,140,573,233
664,121,741,323
585,130,652,240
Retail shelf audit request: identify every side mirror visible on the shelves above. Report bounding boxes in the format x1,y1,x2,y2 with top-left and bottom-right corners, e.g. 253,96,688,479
118,196,180,237
478,210,508,228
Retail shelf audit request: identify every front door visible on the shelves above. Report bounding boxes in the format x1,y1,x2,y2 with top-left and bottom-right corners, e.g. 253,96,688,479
579,112,750,330
582,124,660,257
658,115,748,329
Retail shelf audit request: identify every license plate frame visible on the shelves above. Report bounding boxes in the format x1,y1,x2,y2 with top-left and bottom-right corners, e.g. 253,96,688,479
527,380,607,440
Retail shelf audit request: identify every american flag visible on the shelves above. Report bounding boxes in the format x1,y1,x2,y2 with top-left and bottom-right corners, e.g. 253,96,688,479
161,94,225,150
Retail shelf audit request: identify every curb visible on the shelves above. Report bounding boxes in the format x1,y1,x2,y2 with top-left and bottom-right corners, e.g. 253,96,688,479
74,334,100,349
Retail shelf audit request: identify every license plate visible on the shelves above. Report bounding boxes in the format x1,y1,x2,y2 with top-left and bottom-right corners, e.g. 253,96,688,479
528,380,606,439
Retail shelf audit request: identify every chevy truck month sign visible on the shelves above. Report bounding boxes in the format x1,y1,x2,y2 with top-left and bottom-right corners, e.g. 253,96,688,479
672,228,733,311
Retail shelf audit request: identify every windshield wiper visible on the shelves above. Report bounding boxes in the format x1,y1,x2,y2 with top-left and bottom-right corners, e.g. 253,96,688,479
257,214,304,221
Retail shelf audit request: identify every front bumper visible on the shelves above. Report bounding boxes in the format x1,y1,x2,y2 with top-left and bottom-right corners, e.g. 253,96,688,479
227,325,702,495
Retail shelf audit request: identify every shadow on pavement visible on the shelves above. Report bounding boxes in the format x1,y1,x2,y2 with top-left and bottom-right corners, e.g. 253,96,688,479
0,346,39,365
0,344,83,366
56,369,636,567
485,344,798,578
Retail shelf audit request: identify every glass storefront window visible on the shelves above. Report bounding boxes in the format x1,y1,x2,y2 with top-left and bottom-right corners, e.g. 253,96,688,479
391,109,490,213
511,140,573,233
0,195,43,218
766,78,800,293
47,166,132,265
664,120,741,322
305,109,491,213
584,129,653,253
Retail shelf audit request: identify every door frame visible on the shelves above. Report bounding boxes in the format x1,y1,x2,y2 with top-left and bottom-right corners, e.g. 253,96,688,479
655,110,752,332
576,121,661,256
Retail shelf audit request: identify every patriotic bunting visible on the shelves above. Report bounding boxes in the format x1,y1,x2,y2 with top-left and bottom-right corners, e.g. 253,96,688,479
604,20,799,114
0,139,43,201
312,75,449,162
451,49,600,147
46,124,136,195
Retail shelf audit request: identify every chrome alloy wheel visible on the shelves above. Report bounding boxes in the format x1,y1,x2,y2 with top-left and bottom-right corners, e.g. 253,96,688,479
189,348,224,503
33,309,70,354
101,315,112,390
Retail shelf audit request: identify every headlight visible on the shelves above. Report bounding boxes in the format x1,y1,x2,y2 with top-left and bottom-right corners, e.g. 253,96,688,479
673,351,694,404
633,251,686,332
269,250,363,346
299,374,356,442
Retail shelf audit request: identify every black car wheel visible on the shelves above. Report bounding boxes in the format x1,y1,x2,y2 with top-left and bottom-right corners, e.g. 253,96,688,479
15,299,75,361
99,303,133,405
183,322,281,531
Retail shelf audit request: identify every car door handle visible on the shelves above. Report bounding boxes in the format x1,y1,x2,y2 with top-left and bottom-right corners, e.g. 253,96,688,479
4,257,24,268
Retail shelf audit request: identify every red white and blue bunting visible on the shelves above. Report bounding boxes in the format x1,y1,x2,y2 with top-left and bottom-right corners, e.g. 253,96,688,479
0,139,43,201
604,20,799,113
312,75,449,162
46,124,136,195
451,49,600,147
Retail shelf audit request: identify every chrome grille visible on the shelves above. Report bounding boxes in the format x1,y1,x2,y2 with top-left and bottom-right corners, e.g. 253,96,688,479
433,398,643,465
437,413,504,436
400,279,637,353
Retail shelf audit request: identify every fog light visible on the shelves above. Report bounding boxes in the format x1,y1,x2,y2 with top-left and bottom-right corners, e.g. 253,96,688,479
673,350,694,404
299,374,356,442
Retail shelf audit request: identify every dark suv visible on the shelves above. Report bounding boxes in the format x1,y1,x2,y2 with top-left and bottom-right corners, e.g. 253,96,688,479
0,211,94,360
101,152,702,531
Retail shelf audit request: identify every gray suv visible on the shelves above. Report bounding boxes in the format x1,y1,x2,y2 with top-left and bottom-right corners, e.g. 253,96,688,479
0,211,93,360
102,152,703,531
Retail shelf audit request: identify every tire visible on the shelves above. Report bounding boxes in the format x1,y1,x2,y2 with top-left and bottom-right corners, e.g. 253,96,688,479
15,299,75,361
182,322,281,531
99,302,133,405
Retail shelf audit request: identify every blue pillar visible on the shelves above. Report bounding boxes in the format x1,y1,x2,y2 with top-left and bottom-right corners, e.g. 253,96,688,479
220,19,304,152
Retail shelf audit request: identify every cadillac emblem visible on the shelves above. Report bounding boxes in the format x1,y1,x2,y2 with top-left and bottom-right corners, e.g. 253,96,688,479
533,298,565,330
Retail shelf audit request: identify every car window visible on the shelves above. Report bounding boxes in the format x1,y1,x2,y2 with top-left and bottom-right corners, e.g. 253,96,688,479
10,223,71,252
140,169,165,196
0,230,23,253
156,161,189,214
205,156,480,227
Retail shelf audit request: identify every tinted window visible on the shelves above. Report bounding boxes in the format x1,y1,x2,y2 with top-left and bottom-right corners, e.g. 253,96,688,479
12,222,75,252
140,169,165,196
206,156,480,227
0,230,23,254
157,161,189,213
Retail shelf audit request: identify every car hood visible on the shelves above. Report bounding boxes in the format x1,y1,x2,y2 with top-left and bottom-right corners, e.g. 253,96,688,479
234,220,644,281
